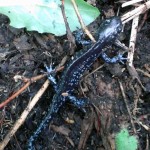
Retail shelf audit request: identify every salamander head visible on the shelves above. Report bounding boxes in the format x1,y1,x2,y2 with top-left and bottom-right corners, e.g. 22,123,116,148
98,16,123,42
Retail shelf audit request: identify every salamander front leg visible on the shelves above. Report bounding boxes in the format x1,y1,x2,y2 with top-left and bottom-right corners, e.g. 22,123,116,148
45,64,57,91
101,52,127,64
74,30,92,46
68,95,90,113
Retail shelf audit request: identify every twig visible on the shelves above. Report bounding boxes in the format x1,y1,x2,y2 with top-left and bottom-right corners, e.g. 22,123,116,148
136,68,150,78
0,79,50,150
137,121,150,131
0,82,31,109
0,74,46,109
127,65,146,91
146,134,149,150
121,1,150,24
118,80,136,133
144,64,150,72
60,0,76,53
122,0,144,8
128,16,139,66
71,0,96,43
138,11,148,32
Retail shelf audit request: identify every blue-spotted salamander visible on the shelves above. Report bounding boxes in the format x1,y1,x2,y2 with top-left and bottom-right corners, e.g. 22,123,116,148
28,16,123,149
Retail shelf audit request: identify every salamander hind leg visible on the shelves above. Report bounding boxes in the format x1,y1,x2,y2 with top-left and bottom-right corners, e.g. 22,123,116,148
68,95,90,113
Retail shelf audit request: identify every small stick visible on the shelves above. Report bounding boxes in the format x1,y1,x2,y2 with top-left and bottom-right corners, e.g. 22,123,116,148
136,68,150,78
0,82,31,109
128,15,139,66
121,1,150,24
122,0,144,8
138,11,148,32
144,64,150,72
137,121,150,131
118,80,136,133
60,0,76,49
146,134,149,150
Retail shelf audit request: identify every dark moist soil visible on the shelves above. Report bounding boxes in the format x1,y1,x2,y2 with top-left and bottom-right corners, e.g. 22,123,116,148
0,3,150,150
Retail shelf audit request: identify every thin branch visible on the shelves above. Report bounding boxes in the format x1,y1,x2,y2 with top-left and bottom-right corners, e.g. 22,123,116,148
128,16,139,66
121,1,150,24
122,0,144,8
136,68,150,78
118,80,137,133
0,82,31,109
60,0,76,49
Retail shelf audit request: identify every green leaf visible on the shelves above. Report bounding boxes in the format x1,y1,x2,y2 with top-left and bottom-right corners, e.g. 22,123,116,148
115,128,138,150
0,0,100,36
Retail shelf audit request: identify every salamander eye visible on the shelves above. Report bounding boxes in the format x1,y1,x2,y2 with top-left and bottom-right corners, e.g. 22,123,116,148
102,18,111,25
106,19,111,23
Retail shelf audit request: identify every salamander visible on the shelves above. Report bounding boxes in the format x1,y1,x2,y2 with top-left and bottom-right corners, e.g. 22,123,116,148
28,16,123,149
